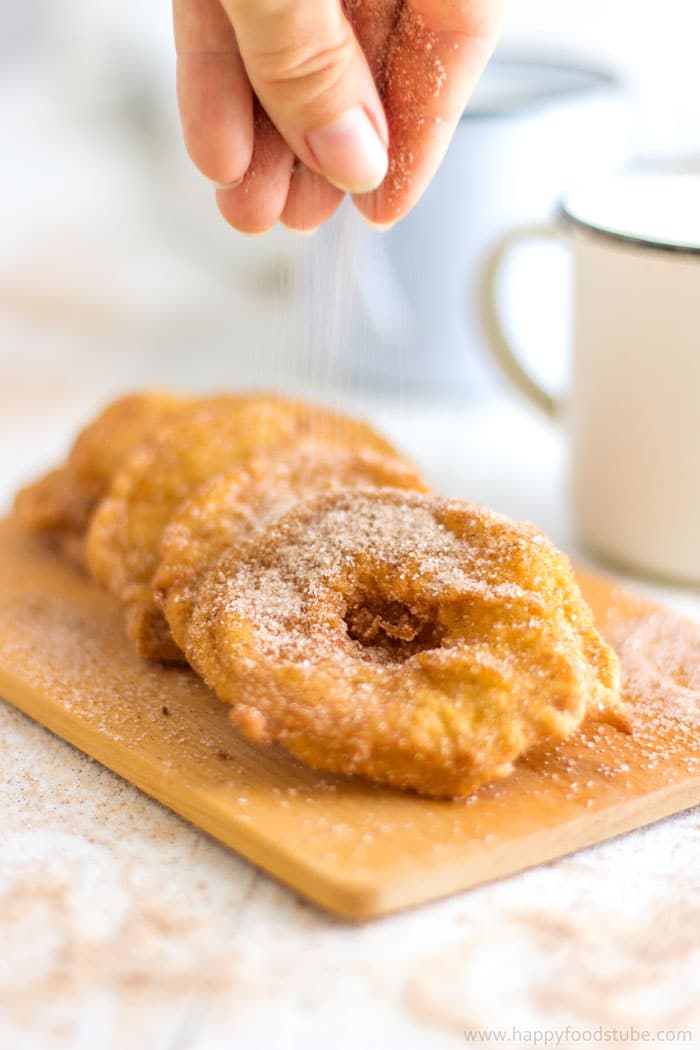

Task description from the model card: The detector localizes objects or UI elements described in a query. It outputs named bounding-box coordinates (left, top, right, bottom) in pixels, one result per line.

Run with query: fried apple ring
left=13, top=392, right=187, bottom=566
left=13, top=468, right=94, bottom=568
left=186, top=489, right=628, bottom=798
left=86, top=396, right=408, bottom=663
left=154, top=440, right=430, bottom=654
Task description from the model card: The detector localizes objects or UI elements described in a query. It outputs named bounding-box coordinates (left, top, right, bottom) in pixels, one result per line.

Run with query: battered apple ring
left=186, top=489, right=628, bottom=798
left=86, top=396, right=409, bottom=663
left=153, top=440, right=430, bottom=654
left=13, top=392, right=188, bottom=566
left=13, top=468, right=94, bottom=569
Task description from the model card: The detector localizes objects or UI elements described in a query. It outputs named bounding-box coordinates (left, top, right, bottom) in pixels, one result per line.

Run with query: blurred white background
left=0, top=0, right=698, bottom=402
left=506, top=0, right=700, bottom=156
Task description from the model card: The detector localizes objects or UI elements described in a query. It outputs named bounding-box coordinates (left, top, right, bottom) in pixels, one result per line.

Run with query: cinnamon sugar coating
left=86, top=397, right=408, bottom=663
left=154, top=440, right=429, bottom=655
left=186, top=490, right=628, bottom=798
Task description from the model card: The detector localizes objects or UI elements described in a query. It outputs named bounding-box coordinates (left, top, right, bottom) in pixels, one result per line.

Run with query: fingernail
left=210, top=176, right=244, bottom=191
left=291, top=225, right=322, bottom=238
left=360, top=216, right=397, bottom=232
left=306, top=108, right=388, bottom=194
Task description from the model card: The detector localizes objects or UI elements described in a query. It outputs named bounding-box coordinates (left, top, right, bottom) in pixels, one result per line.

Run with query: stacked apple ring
left=14, top=390, right=628, bottom=797
left=14, top=392, right=188, bottom=567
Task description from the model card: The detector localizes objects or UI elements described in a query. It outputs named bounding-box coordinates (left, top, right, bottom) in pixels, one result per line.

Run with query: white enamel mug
left=480, top=171, right=700, bottom=583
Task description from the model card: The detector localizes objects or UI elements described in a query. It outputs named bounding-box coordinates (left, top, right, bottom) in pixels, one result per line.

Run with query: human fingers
left=221, top=0, right=389, bottom=194
left=353, top=0, right=503, bottom=226
left=281, top=166, right=344, bottom=231
left=173, top=0, right=254, bottom=186
left=344, top=0, right=400, bottom=82
left=216, top=104, right=295, bottom=234
left=281, top=0, right=401, bottom=233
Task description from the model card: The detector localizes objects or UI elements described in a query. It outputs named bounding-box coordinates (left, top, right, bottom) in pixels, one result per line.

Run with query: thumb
left=221, top=0, right=389, bottom=194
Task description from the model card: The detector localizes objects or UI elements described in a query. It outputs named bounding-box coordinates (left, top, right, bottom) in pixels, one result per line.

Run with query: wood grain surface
left=0, top=517, right=698, bottom=919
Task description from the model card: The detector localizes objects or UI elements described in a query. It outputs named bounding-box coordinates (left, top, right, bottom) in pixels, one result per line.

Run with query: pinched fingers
left=175, top=0, right=503, bottom=233
left=220, top=0, right=389, bottom=195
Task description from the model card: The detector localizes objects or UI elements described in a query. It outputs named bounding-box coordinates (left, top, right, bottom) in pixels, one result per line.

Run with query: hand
left=173, top=0, right=503, bottom=233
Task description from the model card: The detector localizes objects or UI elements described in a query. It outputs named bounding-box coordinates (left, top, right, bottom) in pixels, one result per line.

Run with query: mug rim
left=560, top=205, right=700, bottom=257
left=560, top=170, right=700, bottom=257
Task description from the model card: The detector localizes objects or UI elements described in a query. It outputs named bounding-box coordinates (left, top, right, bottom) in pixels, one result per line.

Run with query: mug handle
left=479, top=222, right=568, bottom=419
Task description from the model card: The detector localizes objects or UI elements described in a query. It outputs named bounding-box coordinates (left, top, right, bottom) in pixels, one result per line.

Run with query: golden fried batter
left=13, top=468, right=93, bottom=568
left=13, top=392, right=187, bottom=565
left=86, top=397, right=408, bottom=663
left=154, top=440, right=430, bottom=654
left=186, top=489, right=628, bottom=798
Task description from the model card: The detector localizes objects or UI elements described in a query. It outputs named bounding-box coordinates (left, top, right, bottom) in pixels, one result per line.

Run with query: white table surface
left=1, top=373, right=699, bottom=1050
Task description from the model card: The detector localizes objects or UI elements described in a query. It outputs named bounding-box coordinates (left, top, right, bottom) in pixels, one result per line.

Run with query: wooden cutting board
left=0, top=517, right=698, bottom=919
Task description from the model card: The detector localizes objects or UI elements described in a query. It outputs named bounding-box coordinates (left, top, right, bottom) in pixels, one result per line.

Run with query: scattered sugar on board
left=602, top=610, right=700, bottom=779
